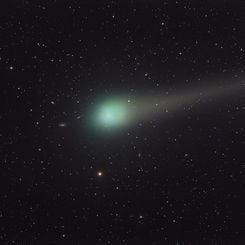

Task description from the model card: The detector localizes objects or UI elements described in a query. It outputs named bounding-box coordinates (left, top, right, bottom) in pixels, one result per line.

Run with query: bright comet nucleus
left=94, top=100, right=129, bottom=129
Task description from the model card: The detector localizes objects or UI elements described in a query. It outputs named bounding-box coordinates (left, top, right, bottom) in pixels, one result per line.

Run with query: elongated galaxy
left=90, top=81, right=244, bottom=130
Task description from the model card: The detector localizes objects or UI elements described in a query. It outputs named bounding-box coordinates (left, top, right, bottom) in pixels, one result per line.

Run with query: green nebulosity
left=93, top=100, right=128, bottom=129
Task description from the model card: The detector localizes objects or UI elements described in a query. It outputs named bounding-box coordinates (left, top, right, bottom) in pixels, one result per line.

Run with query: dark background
left=0, top=0, right=245, bottom=244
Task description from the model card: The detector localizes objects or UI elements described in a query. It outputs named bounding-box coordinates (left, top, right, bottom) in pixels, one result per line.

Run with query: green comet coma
left=93, top=100, right=129, bottom=129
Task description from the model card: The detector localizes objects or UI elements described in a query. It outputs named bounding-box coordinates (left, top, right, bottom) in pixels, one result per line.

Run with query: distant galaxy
left=58, top=122, right=67, bottom=128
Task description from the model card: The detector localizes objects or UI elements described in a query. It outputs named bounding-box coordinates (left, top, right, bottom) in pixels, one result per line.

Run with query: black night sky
left=1, top=1, right=245, bottom=244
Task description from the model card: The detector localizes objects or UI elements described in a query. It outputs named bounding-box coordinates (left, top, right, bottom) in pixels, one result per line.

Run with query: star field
left=1, top=1, right=245, bottom=244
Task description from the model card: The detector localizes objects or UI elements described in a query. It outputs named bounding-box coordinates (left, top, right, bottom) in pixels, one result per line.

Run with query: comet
left=89, top=80, right=244, bottom=131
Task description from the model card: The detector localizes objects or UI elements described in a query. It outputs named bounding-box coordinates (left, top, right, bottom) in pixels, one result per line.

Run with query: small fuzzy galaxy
left=1, top=1, right=245, bottom=244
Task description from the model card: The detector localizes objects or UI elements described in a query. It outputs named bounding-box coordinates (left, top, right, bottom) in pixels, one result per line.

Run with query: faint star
left=97, top=171, right=103, bottom=177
